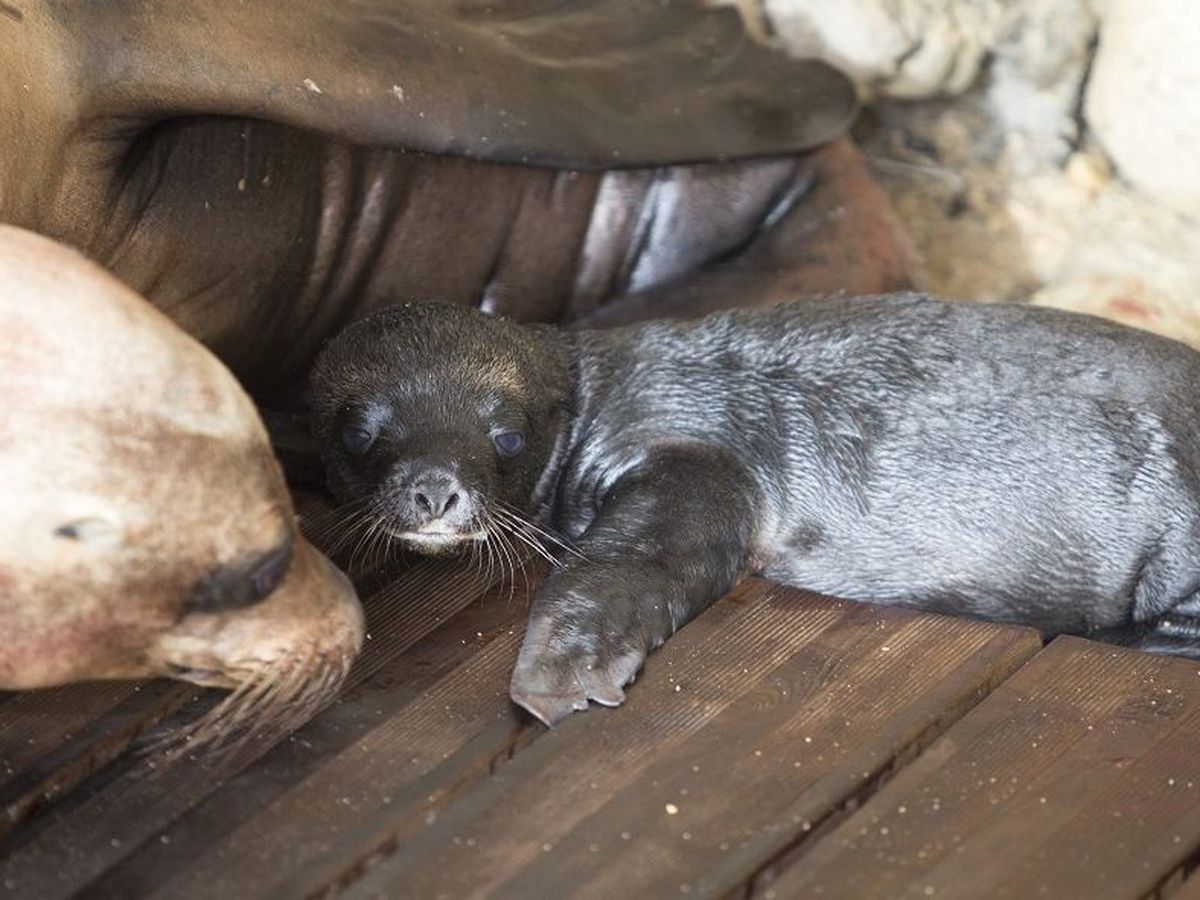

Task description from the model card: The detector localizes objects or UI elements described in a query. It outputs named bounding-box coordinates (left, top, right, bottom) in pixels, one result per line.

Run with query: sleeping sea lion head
left=308, top=303, right=572, bottom=557
left=0, top=226, right=363, bottom=748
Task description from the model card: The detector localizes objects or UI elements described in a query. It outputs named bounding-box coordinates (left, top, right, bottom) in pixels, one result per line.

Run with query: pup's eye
left=340, top=425, right=375, bottom=455
left=493, top=430, right=526, bottom=458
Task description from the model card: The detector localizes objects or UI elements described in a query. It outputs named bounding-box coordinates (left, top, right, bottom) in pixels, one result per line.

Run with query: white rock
left=760, top=0, right=1200, bottom=350
left=1033, top=276, right=1200, bottom=349
left=1086, top=0, right=1200, bottom=218
left=763, top=0, right=1097, bottom=159
left=763, top=0, right=991, bottom=98
left=985, top=0, right=1097, bottom=160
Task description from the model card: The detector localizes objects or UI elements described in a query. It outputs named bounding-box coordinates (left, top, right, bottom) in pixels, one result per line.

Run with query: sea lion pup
left=309, top=295, right=1200, bottom=726
left=0, top=226, right=364, bottom=750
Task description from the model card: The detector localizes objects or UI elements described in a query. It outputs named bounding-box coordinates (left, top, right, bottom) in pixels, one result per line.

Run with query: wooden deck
left=5, top=505, right=1200, bottom=898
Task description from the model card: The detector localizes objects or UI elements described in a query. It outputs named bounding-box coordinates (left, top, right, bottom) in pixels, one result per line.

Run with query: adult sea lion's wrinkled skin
left=0, top=1, right=914, bottom=395
left=0, top=226, right=363, bottom=742
left=310, top=297, right=1200, bottom=725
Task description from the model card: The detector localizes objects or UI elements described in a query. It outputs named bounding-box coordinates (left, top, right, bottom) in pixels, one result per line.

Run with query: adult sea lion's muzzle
left=145, top=539, right=364, bottom=756
left=151, top=538, right=364, bottom=689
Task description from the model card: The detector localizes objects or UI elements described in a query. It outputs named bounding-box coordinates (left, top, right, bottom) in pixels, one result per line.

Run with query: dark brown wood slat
left=761, top=636, right=1200, bottom=900
left=0, top=681, right=198, bottom=843
left=288, top=579, right=825, bottom=898
left=0, top=682, right=140, bottom=778
left=336, top=583, right=1040, bottom=900
left=0, top=556, right=506, bottom=899
left=143, top=609, right=529, bottom=899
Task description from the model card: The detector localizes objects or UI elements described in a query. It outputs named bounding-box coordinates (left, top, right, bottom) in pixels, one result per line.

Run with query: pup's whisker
left=493, top=500, right=587, bottom=561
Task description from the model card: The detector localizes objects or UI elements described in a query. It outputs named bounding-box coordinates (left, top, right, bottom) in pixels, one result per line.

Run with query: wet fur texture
left=311, top=294, right=1200, bottom=725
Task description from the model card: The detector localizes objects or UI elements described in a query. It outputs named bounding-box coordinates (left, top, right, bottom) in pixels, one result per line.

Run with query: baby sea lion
left=0, top=226, right=364, bottom=749
left=309, top=295, right=1200, bottom=726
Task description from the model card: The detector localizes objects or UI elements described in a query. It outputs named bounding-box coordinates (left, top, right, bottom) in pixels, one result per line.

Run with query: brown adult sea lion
left=0, top=226, right=363, bottom=742
left=0, top=1, right=913, bottom=396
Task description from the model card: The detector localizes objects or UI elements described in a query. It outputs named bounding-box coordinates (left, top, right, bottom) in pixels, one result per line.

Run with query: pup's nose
left=410, top=471, right=462, bottom=520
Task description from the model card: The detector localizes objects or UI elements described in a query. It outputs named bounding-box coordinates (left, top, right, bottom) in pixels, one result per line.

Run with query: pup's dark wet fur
left=309, top=294, right=1200, bottom=725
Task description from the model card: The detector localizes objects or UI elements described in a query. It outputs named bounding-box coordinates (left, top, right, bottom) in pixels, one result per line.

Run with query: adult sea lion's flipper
left=60, top=0, right=855, bottom=166
left=566, top=138, right=921, bottom=327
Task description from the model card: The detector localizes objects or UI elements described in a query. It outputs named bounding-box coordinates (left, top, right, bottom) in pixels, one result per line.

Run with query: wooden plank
left=138, top=600, right=530, bottom=899
left=0, top=681, right=197, bottom=843
left=0, top=682, right=141, bottom=779
left=0, top=555, right=508, bottom=899
left=762, top=636, right=1200, bottom=900
left=333, top=582, right=1039, bottom=900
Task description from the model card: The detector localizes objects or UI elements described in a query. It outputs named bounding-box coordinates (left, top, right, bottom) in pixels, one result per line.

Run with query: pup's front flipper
left=509, top=447, right=758, bottom=725
left=510, top=599, right=649, bottom=726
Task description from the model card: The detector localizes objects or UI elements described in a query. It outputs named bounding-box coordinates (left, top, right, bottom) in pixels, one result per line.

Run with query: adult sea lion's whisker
left=146, top=653, right=352, bottom=765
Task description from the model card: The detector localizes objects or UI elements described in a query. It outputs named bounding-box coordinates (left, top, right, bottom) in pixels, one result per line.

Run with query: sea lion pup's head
left=308, top=303, right=573, bottom=557
left=0, top=226, right=364, bottom=749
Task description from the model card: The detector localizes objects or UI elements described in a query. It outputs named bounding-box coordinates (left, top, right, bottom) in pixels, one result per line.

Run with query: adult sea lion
left=310, top=296, right=1200, bottom=725
left=0, top=226, right=364, bottom=745
left=0, top=0, right=913, bottom=396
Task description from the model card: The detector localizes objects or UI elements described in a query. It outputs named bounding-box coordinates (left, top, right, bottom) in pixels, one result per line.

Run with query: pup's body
left=310, top=294, right=1200, bottom=724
